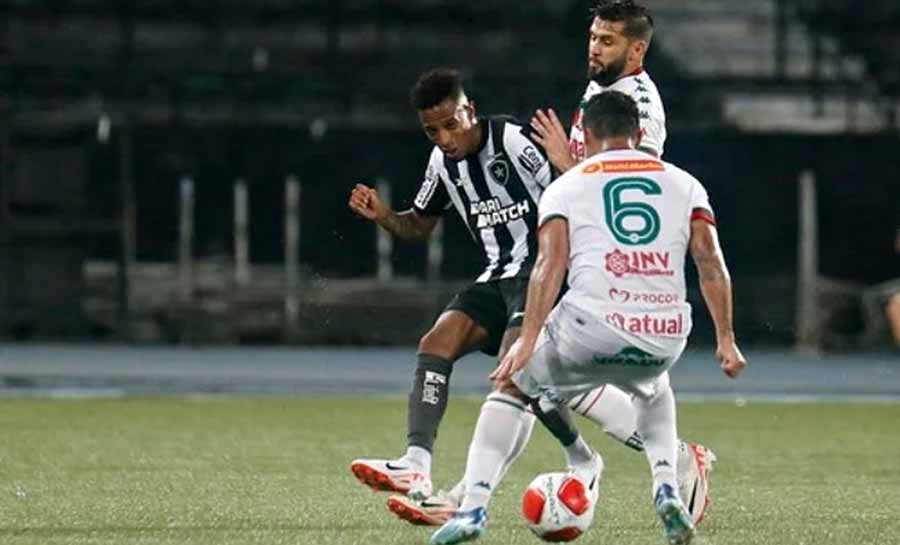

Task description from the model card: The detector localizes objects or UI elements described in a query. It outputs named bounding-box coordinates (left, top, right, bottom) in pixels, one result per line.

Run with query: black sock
left=529, top=397, right=579, bottom=446
left=407, top=353, right=454, bottom=452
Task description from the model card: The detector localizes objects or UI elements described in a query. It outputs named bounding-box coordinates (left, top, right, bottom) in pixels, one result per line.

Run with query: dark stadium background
left=0, top=0, right=898, bottom=348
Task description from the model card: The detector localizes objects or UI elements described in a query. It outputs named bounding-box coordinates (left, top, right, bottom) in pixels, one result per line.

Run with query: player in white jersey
left=431, top=91, right=746, bottom=545
left=526, top=0, right=717, bottom=526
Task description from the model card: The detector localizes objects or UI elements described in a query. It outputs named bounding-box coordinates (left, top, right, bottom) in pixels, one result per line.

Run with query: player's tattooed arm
left=379, top=209, right=439, bottom=240
left=689, top=213, right=747, bottom=378
left=348, top=183, right=439, bottom=240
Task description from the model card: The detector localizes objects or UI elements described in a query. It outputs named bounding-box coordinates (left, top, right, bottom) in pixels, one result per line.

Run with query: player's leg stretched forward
left=387, top=323, right=538, bottom=526
left=350, top=309, right=489, bottom=499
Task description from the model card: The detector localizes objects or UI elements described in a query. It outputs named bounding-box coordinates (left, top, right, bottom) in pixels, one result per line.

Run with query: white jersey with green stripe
left=537, top=149, right=711, bottom=351
left=569, top=69, right=667, bottom=160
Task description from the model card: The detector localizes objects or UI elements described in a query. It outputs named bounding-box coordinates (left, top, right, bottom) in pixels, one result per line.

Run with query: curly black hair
left=590, top=0, right=654, bottom=42
left=409, top=67, right=465, bottom=111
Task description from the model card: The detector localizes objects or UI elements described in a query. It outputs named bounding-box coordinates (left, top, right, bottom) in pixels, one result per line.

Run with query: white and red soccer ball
left=521, top=472, right=596, bottom=542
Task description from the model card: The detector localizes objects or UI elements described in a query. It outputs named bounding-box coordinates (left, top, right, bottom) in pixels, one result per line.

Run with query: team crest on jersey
left=487, top=158, right=509, bottom=185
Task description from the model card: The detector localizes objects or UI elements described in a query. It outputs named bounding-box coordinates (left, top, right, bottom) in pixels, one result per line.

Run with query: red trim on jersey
left=691, top=209, right=717, bottom=226
left=624, top=66, right=645, bottom=77
left=580, top=386, right=607, bottom=416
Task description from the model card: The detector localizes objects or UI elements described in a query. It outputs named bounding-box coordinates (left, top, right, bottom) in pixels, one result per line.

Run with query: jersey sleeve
left=688, top=176, right=716, bottom=225
left=538, top=182, right=570, bottom=227
left=506, top=124, right=554, bottom=188
left=413, top=151, right=450, bottom=216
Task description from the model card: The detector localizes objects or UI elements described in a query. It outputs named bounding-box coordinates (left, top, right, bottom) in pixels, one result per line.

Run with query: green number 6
left=603, top=177, right=661, bottom=245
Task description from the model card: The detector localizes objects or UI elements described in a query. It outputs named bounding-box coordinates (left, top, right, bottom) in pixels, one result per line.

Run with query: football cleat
left=676, top=443, right=717, bottom=526
left=654, top=483, right=695, bottom=545
left=386, top=491, right=459, bottom=526
left=430, top=507, right=488, bottom=545
left=568, top=451, right=604, bottom=505
left=349, top=458, right=432, bottom=498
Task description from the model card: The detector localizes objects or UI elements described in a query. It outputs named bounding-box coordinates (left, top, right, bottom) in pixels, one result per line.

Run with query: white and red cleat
left=677, top=443, right=717, bottom=526
left=349, top=458, right=432, bottom=498
left=386, top=492, right=459, bottom=526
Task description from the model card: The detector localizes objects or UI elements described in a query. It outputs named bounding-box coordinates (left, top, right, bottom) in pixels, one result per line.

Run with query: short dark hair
left=590, top=0, right=654, bottom=42
left=582, top=90, right=640, bottom=140
left=410, top=67, right=465, bottom=111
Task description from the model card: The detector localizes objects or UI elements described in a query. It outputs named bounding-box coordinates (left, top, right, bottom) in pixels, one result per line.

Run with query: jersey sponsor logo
left=582, top=160, right=664, bottom=174
left=605, top=249, right=674, bottom=278
left=422, top=370, right=447, bottom=405
left=592, top=347, right=666, bottom=367
left=604, top=311, right=685, bottom=336
left=414, top=165, right=440, bottom=209
left=487, top=158, right=510, bottom=185
left=470, top=198, right=531, bottom=229
left=608, top=288, right=679, bottom=305
left=517, top=145, right=545, bottom=177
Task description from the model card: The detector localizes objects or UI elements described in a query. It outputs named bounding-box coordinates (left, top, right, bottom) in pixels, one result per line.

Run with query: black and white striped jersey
left=413, top=116, right=553, bottom=282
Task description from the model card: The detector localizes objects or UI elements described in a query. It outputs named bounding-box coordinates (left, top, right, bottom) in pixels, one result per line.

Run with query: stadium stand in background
left=0, top=0, right=897, bottom=348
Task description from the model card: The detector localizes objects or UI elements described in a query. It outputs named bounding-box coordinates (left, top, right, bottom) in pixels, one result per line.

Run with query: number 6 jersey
left=537, top=149, right=714, bottom=344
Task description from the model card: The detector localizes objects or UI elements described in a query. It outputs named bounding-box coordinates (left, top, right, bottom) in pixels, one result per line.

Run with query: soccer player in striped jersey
left=349, top=67, right=551, bottom=517
left=529, top=0, right=716, bottom=526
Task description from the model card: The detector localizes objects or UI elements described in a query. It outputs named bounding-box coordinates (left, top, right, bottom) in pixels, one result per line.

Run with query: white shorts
left=512, top=301, right=687, bottom=404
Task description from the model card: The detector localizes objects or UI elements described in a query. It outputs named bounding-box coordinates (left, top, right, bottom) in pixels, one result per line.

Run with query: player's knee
left=485, top=390, right=529, bottom=414
left=417, top=328, right=459, bottom=362
left=493, top=381, right=528, bottom=402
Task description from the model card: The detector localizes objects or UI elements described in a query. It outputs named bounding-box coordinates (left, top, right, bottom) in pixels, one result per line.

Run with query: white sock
left=633, top=381, right=679, bottom=499
left=564, top=435, right=594, bottom=468
left=570, top=385, right=644, bottom=450
left=446, top=407, right=535, bottom=504
left=459, top=392, right=529, bottom=511
left=403, top=445, right=432, bottom=475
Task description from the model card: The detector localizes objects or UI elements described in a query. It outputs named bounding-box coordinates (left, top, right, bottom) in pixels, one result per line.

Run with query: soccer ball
left=521, top=472, right=596, bottom=542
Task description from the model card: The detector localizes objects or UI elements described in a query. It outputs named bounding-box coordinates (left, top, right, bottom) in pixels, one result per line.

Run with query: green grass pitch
left=0, top=396, right=898, bottom=544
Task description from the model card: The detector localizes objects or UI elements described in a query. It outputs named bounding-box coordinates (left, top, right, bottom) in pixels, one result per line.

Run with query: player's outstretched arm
left=531, top=109, right=577, bottom=173
left=689, top=216, right=747, bottom=379
left=491, top=218, right=569, bottom=384
left=348, top=183, right=439, bottom=241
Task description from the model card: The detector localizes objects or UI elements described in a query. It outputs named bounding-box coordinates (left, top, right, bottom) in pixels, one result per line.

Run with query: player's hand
left=348, top=183, right=389, bottom=221
left=716, top=340, right=747, bottom=379
left=531, top=108, right=576, bottom=173
left=490, top=337, right=535, bottom=385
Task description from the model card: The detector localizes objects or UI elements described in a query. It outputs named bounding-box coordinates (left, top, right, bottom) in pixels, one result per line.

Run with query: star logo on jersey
left=487, top=158, right=509, bottom=185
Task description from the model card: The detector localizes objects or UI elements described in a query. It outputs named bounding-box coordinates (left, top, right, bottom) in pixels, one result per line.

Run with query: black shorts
left=445, top=277, right=528, bottom=357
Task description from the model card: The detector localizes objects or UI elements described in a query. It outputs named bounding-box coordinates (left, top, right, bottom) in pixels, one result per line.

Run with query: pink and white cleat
left=676, top=442, right=717, bottom=526
left=386, top=492, right=459, bottom=526
left=350, top=458, right=432, bottom=498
